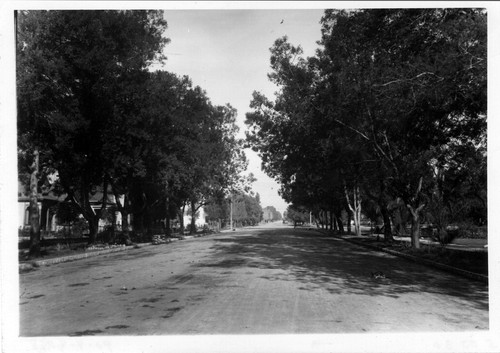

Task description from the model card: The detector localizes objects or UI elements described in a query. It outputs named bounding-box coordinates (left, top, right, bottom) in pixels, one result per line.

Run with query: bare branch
left=332, top=118, right=370, bottom=141
left=374, top=71, right=444, bottom=87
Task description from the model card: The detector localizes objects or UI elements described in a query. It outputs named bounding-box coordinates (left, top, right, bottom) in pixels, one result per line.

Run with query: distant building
left=262, top=207, right=273, bottom=221
left=18, top=177, right=124, bottom=232
left=262, top=206, right=282, bottom=222
left=182, top=207, right=206, bottom=229
left=18, top=180, right=66, bottom=231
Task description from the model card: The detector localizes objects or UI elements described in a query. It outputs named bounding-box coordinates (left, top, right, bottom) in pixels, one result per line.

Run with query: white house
left=18, top=178, right=124, bottom=232
left=182, top=206, right=207, bottom=230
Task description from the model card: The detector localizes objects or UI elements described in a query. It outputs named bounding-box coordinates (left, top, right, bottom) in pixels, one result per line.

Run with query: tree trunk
left=133, top=212, right=144, bottom=234
left=114, top=191, right=132, bottom=245
left=88, top=216, right=99, bottom=244
left=68, top=182, right=100, bottom=244
left=164, top=196, right=171, bottom=237
left=121, top=208, right=130, bottom=239
left=381, top=203, right=394, bottom=242
left=165, top=216, right=171, bottom=237
left=144, top=206, right=153, bottom=241
left=347, top=212, right=352, bottom=234
left=84, top=194, right=99, bottom=244
left=28, top=149, right=41, bottom=258
left=408, top=203, right=425, bottom=249
left=345, top=184, right=362, bottom=237
left=410, top=217, right=421, bottom=249
left=407, top=177, right=426, bottom=249
left=179, top=203, right=186, bottom=234
left=190, top=200, right=197, bottom=235
left=83, top=201, right=100, bottom=244
left=336, top=212, right=344, bottom=234
left=95, top=176, right=109, bottom=242
left=40, top=203, right=49, bottom=232
left=355, top=205, right=361, bottom=237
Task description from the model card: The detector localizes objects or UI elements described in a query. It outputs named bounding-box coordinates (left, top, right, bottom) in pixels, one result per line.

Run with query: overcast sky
left=155, top=9, right=325, bottom=215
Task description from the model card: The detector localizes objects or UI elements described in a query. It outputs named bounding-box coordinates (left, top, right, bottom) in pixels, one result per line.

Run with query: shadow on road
left=200, top=228, right=488, bottom=312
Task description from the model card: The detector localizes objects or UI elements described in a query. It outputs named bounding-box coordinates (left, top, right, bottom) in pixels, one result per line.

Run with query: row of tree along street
left=17, top=10, right=255, bottom=257
left=205, top=193, right=266, bottom=228
left=246, top=9, right=486, bottom=248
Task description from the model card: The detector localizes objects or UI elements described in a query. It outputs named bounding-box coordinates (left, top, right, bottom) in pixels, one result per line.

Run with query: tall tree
left=246, top=9, right=486, bottom=248
left=184, top=104, right=247, bottom=234
left=17, top=10, right=169, bottom=245
left=318, top=9, right=486, bottom=246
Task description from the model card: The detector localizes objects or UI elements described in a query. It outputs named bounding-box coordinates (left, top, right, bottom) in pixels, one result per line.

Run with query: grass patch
left=354, top=237, right=488, bottom=276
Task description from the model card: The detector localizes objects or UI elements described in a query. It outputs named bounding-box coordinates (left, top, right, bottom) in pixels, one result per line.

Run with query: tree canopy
left=205, top=192, right=263, bottom=227
left=245, top=8, right=486, bottom=247
left=17, top=10, right=170, bottom=251
left=17, top=10, right=249, bottom=251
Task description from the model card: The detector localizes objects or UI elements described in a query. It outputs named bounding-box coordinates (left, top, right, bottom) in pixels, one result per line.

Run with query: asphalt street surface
left=19, top=223, right=489, bottom=336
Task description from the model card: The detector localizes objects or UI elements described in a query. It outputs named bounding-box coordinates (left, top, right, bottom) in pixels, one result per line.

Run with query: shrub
left=455, top=223, right=487, bottom=239
left=18, top=238, right=31, bottom=249
left=71, top=218, right=89, bottom=237
left=129, top=231, right=150, bottom=243
left=18, top=227, right=31, bottom=238
left=97, top=225, right=114, bottom=244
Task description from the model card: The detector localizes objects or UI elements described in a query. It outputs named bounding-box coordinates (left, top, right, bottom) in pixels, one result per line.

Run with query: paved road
left=19, top=223, right=489, bottom=336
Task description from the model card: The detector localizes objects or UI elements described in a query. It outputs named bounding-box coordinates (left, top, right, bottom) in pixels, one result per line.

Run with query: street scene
left=20, top=223, right=488, bottom=336
left=1, top=5, right=496, bottom=353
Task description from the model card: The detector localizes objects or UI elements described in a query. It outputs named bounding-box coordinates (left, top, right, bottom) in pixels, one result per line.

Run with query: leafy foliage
left=285, top=206, right=309, bottom=225
left=262, top=206, right=282, bottom=221
left=245, top=9, right=486, bottom=247
left=17, top=10, right=248, bottom=246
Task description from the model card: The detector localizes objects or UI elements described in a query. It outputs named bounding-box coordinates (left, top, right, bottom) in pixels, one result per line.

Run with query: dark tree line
left=285, top=205, right=309, bottom=227
left=17, top=10, right=248, bottom=257
left=245, top=9, right=486, bottom=248
left=204, top=192, right=263, bottom=228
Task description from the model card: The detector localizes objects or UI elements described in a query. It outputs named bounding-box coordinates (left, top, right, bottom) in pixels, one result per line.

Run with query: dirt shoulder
left=336, top=235, right=488, bottom=279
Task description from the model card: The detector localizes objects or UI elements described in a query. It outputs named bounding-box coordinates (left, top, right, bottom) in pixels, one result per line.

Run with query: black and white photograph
left=0, top=1, right=499, bottom=352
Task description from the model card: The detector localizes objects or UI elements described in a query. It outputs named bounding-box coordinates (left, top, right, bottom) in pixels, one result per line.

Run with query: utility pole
left=230, top=194, right=233, bottom=230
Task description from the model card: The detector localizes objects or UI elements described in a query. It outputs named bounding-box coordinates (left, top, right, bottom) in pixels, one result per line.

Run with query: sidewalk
left=300, top=224, right=486, bottom=251
left=18, top=232, right=215, bottom=271
left=357, top=232, right=488, bottom=252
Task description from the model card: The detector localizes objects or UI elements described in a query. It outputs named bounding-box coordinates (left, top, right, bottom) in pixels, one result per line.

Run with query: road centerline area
left=19, top=224, right=488, bottom=336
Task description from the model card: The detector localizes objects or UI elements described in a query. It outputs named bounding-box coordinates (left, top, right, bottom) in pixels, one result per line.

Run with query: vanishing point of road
left=19, top=223, right=488, bottom=336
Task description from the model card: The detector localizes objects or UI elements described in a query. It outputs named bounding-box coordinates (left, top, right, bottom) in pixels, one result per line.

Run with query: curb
left=19, top=243, right=151, bottom=271
left=309, top=229, right=487, bottom=284
left=340, top=237, right=488, bottom=284
left=18, top=231, right=220, bottom=271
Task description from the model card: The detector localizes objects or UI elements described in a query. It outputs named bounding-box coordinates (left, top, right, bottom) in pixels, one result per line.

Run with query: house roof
left=18, top=179, right=116, bottom=205
left=18, top=180, right=67, bottom=203
left=89, top=189, right=116, bottom=205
